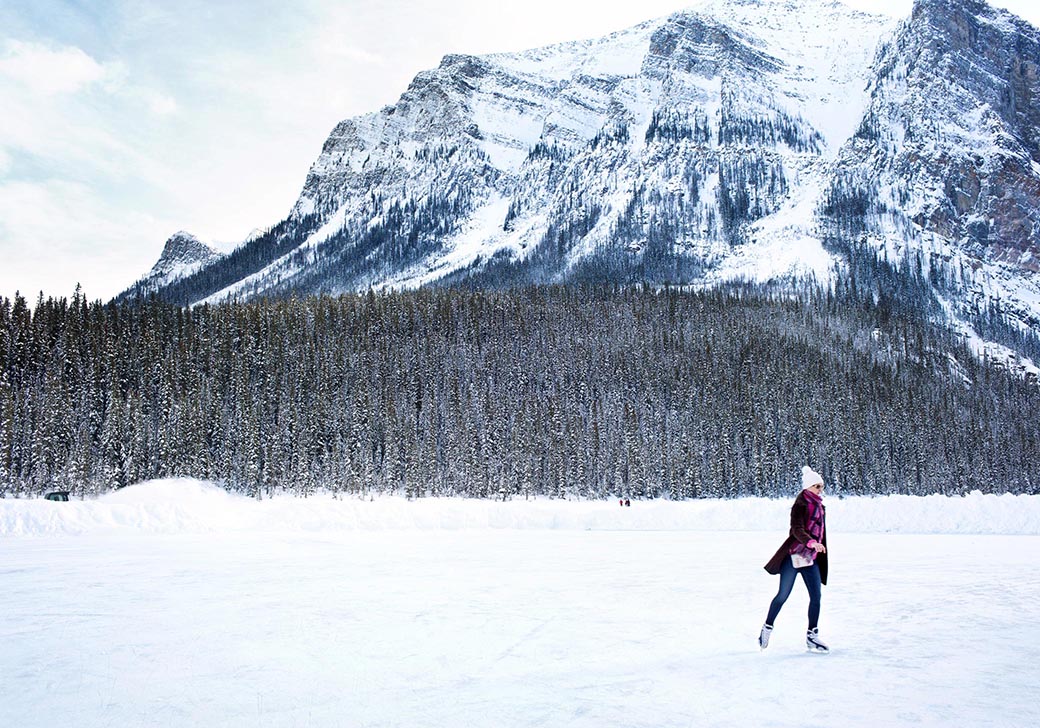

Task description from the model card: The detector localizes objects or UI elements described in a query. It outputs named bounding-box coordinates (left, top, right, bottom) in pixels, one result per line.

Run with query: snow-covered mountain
left=825, top=0, right=1040, bottom=325
left=126, top=231, right=224, bottom=297
left=125, top=0, right=1040, bottom=334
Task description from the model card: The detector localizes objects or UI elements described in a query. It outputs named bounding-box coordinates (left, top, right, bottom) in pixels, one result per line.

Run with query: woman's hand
left=808, top=540, right=827, bottom=554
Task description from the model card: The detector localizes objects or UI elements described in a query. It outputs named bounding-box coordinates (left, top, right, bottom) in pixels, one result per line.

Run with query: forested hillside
left=2, top=283, right=1038, bottom=499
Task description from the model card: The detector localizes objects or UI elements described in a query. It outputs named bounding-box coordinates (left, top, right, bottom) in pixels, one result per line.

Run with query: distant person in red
left=758, top=466, right=829, bottom=653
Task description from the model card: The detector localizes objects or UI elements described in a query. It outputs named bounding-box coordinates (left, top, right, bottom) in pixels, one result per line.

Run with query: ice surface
left=2, top=480, right=1039, bottom=727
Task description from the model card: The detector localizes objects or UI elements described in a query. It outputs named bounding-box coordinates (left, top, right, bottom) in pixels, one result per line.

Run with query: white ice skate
left=758, top=623, right=773, bottom=650
left=806, top=628, right=829, bottom=653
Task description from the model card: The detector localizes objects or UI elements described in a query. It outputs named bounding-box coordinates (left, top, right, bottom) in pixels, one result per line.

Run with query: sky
left=2, top=0, right=1039, bottom=302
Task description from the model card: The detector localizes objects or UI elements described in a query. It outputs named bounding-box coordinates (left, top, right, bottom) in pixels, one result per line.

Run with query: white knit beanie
left=801, top=465, right=823, bottom=489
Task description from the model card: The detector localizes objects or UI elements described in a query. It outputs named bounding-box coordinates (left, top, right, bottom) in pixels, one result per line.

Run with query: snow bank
left=2, top=479, right=1038, bottom=537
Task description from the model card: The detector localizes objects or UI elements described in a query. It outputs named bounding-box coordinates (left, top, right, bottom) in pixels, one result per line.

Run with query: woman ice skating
left=759, top=465, right=829, bottom=653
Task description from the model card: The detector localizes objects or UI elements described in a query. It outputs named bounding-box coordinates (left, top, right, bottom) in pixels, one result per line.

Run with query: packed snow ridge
left=2, top=479, right=1038, bottom=537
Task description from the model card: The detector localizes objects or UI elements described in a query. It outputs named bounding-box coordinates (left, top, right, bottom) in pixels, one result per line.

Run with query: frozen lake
left=3, top=525, right=1039, bottom=727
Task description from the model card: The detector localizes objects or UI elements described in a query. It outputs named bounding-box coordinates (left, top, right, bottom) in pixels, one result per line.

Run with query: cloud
left=0, top=37, right=181, bottom=191
left=0, top=73, right=136, bottom=182
left=0, top=39, right=111, bottom=95
left=142, top=88, right=178, bottom=115
left=0, top=41, right=177, bottom=117
left=330, top=46, right=385, bottom=65
left=0, top=178, right=174, bottom=299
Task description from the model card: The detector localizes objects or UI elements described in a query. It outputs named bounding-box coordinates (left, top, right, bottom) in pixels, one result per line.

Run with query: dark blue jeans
left=766, top=555, right=821, bottom=630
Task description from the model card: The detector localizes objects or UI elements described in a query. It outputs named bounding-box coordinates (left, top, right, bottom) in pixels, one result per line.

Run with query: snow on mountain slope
left=127, top=0, right=1040, bottom=352
left=127, top=0, right=894, bottom=305
left=680, top=0, right=892, bottom=151
left=827, top=0, right=1040, bottom=325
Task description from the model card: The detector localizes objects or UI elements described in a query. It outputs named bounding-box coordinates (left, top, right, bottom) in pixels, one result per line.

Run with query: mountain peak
left=152, top=232, right=221, bottom=272
left=124, top=231, right=226, bottom=298
left=124, top=0, right=1040, bottom=350
left=910, top=0, right=1039, bottom=34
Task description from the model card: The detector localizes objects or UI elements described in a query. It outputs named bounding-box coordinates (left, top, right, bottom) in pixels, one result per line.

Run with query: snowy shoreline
left=2, top=478, right=1039, bottom=536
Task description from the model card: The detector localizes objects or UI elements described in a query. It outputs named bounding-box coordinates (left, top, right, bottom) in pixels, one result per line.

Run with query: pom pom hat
left=801, top=465, right=824, bottom=489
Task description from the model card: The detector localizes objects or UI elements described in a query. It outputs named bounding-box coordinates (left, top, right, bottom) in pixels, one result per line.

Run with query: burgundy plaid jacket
left=764, top=489, right=829, bottom=585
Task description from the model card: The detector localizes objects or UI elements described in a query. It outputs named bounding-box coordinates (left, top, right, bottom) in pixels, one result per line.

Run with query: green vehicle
left=44, top=491, right=70, bottom=502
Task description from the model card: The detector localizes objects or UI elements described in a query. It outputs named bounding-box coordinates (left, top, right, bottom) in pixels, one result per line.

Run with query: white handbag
left=791, top=552, right=814, bottom=569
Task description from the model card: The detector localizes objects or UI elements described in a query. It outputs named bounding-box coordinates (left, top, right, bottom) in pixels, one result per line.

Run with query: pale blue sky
left=2, top=0, right=1037, bottom=301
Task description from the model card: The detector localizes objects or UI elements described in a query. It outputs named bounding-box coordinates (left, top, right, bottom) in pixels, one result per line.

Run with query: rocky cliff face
left=825, top=0, right=1040, bottom=323
left=127, top=0, right=1040, bottom=339
left=124, top=231, right=223, bottom=297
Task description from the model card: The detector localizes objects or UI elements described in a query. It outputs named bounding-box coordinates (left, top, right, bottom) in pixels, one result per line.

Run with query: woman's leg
left=765, top=556, right=796, bottom=626
left=800, top=562, right=822, bottom=630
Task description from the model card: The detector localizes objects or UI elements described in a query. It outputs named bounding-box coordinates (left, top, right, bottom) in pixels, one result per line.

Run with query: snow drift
left=2, top=478, right=1038, bottom=536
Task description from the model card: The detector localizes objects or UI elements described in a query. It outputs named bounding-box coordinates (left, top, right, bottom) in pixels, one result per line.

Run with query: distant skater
left=758, top=466, right=829, bottom=653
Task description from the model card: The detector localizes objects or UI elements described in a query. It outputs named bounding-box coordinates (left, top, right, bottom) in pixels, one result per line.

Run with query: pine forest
left=2, top=280, right=1039, bottom=500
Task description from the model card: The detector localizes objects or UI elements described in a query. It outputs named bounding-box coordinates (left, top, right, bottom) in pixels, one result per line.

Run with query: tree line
left=1, top=283, right=1038, bottom=499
